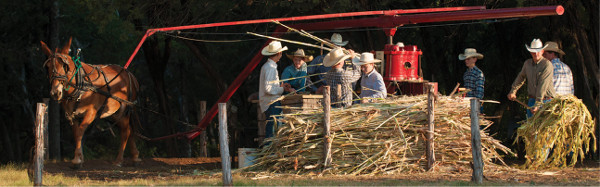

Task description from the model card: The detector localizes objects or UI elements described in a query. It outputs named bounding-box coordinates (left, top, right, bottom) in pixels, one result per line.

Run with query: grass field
left=2, top=159, right=598, bottom=186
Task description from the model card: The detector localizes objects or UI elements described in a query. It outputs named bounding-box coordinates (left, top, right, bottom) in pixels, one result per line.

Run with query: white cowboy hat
left=286, top=49, right=314, bottom=62
left=352, top=52, right=381, bottom=66
left=525, top=38, right=548, bottom=53
left=328, top=33, right=348, bottom=46
left=458, top=48, right=484, bottom=60
left=261, top=41, right=288, bottom=56
left=323, top=47, right=351, bottom=67
left=544, top=41, right=565, bottom=55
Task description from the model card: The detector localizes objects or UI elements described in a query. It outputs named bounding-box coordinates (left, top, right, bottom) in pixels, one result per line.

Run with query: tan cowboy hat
left=286, top=49, right=314, bottom=62
left=525, top=38, right=548, bottom=53
left=327, top=33, right=348, bottom=46
left=458, top=48, right=484, bottom=60
left=352, top=52, right=381, bottom=66
left=261, top=41, right=288, bottom=56
left=544, top=41, right=565, bottom=55
left=323, top=47, right=351, bottom=67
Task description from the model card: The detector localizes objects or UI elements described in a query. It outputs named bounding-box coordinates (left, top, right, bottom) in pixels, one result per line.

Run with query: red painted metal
left=123, top=6, right=485, bottom=69
left=125, top=5, right=564, bottom=141
left=384, top=44, right=422, bottom=82
left=289, top=6, right=563, bottom=31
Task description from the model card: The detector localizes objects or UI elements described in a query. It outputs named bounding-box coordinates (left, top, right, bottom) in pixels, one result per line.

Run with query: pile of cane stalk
left=515, top=95, right=597, bottom=169
left=244, top=95, right=514, bottom=175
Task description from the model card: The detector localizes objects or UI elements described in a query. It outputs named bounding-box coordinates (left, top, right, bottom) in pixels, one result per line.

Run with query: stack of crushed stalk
left=244, top=95, right=514, bottom=175
left=515, top=95, right=597, bottom=169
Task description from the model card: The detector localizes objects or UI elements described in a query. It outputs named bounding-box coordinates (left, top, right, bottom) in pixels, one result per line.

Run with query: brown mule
left=40, top=37, right=141, bottom=168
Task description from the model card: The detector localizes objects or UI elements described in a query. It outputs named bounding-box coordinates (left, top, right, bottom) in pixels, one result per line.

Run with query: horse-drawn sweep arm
left=122, top=5, right=563, bottom=141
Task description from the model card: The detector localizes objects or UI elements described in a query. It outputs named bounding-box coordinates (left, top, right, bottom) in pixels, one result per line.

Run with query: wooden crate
left=281, top=94, right=323, bottom=114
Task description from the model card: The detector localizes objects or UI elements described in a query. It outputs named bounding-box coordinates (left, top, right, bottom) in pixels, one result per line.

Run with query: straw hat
left=286, top=49, right=314, bottom=62
left=525, top=38, right=548, bottom=53
left=544, top=41, right=565, bottom=55
left=458, top=48, right=484, bottom=60
left=261, top=41, right=288, bottom=56
left=323, top=47, right=351, bottom=67
left=328, top=33, right=348, bottom=46
left=352, top=52, right=381, bottom=66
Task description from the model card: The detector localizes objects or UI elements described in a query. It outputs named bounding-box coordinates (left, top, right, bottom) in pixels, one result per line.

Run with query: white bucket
left=238, top=148, right=258, bottom=168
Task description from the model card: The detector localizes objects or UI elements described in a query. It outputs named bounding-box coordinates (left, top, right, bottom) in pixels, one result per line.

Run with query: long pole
left=470, top=98, right=484, bottom=184
left=218, top=103, right=232, bottom=186
left=322, top=86, right=332, bottom=168
left=34, top=102, right=48, bottom=186
left=425, top=83, right=435, bottom=171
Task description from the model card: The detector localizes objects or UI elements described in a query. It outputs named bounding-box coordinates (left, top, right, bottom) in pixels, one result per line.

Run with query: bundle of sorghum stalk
left=245, top=95, right=513, bottom=175
left=516, top=95, right=597, bottom=169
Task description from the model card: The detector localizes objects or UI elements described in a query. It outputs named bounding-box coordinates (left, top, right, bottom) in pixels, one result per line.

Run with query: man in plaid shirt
left=543, top=41, right=574, bottom=95
left=323, top=47, right=361, bottom=107
left=459, top=48, right=485, bottom=99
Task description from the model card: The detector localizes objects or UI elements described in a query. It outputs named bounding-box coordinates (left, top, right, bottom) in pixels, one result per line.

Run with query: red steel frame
left=122, top=6, right=563, bottom=141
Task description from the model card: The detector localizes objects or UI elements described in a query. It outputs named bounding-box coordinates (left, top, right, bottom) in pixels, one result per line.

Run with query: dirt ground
left=44, top=157, right=600, bottom=185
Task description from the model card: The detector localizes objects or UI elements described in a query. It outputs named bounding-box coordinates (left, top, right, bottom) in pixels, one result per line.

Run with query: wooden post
left=198, top=101, right=208, bottom=157
left=218, top=103, right=232, bottom=186
left=48, top=99, right=60, bottom=160
left=34, top=102, right=48, bottom=186
left=425, top=83, right=435, bottom=171
left=470, top=98, right=484, bottom=184
left=42, top=99, right=49, bottom=160
left=322, top=86, right=332, bottom=168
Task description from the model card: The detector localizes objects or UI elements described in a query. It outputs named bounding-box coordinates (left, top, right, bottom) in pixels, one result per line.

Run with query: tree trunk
left=142, top=36, right=179, bottom=157
left=179, top=40, right=227, bottom=95
left=48, top=0, right=61, bottom=160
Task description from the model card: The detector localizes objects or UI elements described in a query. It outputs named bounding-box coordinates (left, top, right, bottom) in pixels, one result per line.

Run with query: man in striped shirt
left=543, top=41, right=574, bottom=96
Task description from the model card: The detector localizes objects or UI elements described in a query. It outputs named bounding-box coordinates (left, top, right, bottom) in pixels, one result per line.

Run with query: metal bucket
left=238, top=148, right=258, bottom=168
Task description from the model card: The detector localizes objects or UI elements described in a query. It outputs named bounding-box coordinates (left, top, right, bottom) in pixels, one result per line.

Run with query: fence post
left=322, top=86, right=332, bottom=168
left=34, top=102, right=48, bottom=186
left=470, top=98, right=484, bottom=184
left=198, top=100, right=208, bottom=157
left=218, top=103, right=232, bottom=186
left=425, top=83, right=435, bottom=171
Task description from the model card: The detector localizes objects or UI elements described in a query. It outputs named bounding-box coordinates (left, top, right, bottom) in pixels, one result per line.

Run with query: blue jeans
left=264, top=101, right=282, bottom=140
left=526, top=98, right=551, bottom=118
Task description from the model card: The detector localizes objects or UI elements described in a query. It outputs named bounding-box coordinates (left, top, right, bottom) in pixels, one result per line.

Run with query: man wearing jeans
left=507, top=39, right=556, bottom=118
left=259, top=41, right=294, bottom=140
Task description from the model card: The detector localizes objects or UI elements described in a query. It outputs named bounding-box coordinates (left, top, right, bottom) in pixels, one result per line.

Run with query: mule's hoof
left=114, top=162, right=122, bottom=167
left=70, top=163, right=83, bottom=170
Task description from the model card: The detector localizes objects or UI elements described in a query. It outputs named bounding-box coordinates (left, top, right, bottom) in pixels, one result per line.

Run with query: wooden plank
left=470, top=98, right=484, bottom=183
left=322, top=86, right=332, bottom=168
left=34, top=102, right=48, bottom=186
left=425, top=83, right=435, bottom=171
left=218, top=103, right=232, bottom=186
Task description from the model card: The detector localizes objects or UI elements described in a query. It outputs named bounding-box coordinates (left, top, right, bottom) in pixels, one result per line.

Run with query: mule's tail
left=125, top=70, right=143, bottom=133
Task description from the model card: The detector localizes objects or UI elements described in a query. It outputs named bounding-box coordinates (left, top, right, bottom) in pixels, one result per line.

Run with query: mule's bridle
left=43, top=53, right=72, bottom=86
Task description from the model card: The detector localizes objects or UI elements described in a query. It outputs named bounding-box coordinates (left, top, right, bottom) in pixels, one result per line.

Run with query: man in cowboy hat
left=353, top=52, right=386, bottom=103
left=323, top=47, right=361, bottom=107
left=259, top=41, right=294, bottom=139
left=508, top=39, right=556, bottom=117
left=282, top=48, right=314, bottom=92
left=543, top=41, right=574, bottom=96
left=308, top=33, right=350, bottom=93
left=459, top=48, right=485, bottom=99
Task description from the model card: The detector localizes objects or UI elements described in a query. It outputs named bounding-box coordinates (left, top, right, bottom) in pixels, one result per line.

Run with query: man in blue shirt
left=281, top=49, right=313, bottom=93
left=458, top=48, right=485, bottom=99
left=353, top=52, right=386, bottom=103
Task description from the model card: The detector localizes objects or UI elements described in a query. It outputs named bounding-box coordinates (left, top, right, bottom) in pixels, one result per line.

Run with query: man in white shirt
left=259, top=41, right=294, bottom=139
